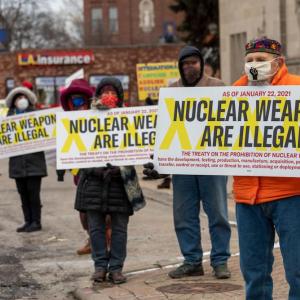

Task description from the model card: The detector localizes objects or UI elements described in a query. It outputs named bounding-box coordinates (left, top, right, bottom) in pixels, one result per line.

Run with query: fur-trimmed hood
left=6, top=87, right=37, bottom=108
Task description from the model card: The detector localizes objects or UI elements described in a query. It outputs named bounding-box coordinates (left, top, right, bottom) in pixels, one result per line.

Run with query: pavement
left=0, top=161, right=290, bottom=299
left=72, top=248, right=287, bottom=300
left=72, top=171, right=289, bottom=300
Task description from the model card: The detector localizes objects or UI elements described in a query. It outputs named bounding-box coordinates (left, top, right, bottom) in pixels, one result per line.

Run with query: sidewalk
left=71, top=171, right=289, bottom=299
left=0, top=160, right=289, bottom=299
left=72, top=248, right=288, bottom=300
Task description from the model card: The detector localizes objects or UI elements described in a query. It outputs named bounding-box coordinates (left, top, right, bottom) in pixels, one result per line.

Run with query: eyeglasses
left=70, top=95, right=87, bottom=107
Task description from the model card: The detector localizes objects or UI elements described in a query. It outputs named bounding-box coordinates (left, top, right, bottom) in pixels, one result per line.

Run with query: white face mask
left=244, top=59, right=278, bottom=81
left=15, top=97, right=29, bottom=111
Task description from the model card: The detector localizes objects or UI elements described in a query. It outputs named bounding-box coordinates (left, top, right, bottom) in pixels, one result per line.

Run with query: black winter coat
left=7, top=108, right=48, bottom=179
left=75, top=167, right=133, bottom=215
left=9, top=152, right=47, bottom=179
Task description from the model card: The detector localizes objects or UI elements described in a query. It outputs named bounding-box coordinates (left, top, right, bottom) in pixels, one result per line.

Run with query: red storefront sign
left=17, top=50, right=94, bottom=66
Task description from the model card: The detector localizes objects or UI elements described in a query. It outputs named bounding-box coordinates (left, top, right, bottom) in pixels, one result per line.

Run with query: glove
left=105, top=163, right=121, bottom=176
left=96, top=104, right=110, bottom=110
left=56, top=169, right=65, bottom=182
left=143, top=162, right=168, bottom=179
left=90, top=98, right=111, bottom=110
left=91, top=167, right=106, bottom=178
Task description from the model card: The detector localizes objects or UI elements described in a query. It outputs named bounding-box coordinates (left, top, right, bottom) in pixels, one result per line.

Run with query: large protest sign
left=56, top=106, right=157, bottom=169
left=0, top=107, right=60, bottom=159
left=136, top=62, right=179, bottom=101
left=154, top=86, right=300, bottom=177
left=0, top=107, right=8, bottom=117
left=0, top=100, right=8, bottom=117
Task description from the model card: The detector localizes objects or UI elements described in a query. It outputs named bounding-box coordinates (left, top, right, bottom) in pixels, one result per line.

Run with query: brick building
left=0, top=0, right=184, bottom=107
left=0, top=44, right=181, bottom=106
left=84, top=0, right=183, bottom=46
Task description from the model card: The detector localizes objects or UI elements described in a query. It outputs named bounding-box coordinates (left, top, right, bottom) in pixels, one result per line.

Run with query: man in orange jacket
left=234, top=37, right=300, bottom=299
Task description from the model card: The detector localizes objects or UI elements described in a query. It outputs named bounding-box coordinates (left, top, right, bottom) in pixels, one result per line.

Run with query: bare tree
left=57, top=0, right=84, bottom=46
left=0, top=0, right=82, bottom=50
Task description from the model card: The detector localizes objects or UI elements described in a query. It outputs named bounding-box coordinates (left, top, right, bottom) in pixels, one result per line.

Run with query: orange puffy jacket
left=233, top=64, right=300, bottom=204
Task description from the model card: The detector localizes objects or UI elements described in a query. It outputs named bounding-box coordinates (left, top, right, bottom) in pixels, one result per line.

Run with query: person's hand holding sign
left=106, top=163, right=121, bottom=176
left=143, top=162, right=169, bottom=179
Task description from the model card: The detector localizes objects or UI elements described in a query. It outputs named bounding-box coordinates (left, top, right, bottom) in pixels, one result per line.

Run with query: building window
left=109, top=7, right=119, bottom=33
left=161, top=21, right=177, bottom=43
left=0, top=27, right=8, bottom=50
left=91, top=8, right=103, bottom=37
left=35, top=76, right=67, bottom=108
left=6, top=78, right=14, bottom=94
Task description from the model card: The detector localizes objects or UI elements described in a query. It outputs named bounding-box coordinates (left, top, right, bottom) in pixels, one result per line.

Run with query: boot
left=91, top=269, right=107, bottom=282
left=108, top=271, right=127, bottom=284
left=29, top=203, right=42, bottom=232
left=77, top=239, right=91, bottom=255
left=16, top=222, right=31, bottom=232
left=16, top=205, right=31, bottom=233
left=157, top=177, right=171, bottom=189
left=25, top=221, right=42, bottom=232
left=213, top=263, right=231, bottom=279
left=168, top=263, right=204, bottom=279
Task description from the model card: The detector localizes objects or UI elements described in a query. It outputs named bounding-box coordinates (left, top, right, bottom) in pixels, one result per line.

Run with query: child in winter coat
left=5, top=87, right=47, bottom=232
left=75, top=77, right=145, bottom=284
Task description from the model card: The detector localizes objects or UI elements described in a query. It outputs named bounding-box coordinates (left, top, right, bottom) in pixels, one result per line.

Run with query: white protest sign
left=154, top=86, right=300, bottom=177
left=0, top=107, right=61, bottom=159
left=56, top=106, right=157, bottom=169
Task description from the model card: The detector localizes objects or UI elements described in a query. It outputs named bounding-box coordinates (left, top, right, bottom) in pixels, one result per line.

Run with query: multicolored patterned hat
left=245, top=37, right=282, bottom=55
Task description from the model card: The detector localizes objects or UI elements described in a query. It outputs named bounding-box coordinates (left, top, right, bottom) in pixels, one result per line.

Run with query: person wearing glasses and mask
left=234, top=37, right=300, bottom=299
left=5, top=87, right=48, bottom=232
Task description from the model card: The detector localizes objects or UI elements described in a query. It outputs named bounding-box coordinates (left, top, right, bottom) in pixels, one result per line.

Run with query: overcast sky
left=48, top=1, right=63, bottom=12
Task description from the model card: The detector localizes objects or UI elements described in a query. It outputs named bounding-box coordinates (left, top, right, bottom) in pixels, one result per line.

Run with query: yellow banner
left=136, top=62, right=179, bottom=101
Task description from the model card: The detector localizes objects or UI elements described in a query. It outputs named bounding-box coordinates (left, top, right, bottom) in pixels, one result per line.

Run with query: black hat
left=178, top=45, right=204, bottom=87
left=95, top=77, right=124, bottom=107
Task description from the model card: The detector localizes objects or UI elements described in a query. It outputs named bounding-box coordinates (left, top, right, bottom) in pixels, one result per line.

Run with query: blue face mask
left=70, top=95, right=87, bottom=108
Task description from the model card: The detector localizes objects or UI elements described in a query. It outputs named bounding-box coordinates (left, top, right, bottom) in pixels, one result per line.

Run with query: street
left=0, top=159, right=288, bottom=299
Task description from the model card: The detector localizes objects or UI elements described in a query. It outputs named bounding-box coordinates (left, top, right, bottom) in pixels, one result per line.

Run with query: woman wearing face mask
left=75, top=77, right=145, bottom=284
left=5, top=87, right=47, bottom=233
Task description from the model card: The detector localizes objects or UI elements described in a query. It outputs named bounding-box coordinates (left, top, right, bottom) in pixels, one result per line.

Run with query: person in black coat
left=75, top=77, right=145, bottom=284
left=5, top=87, right=47, bottom=232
